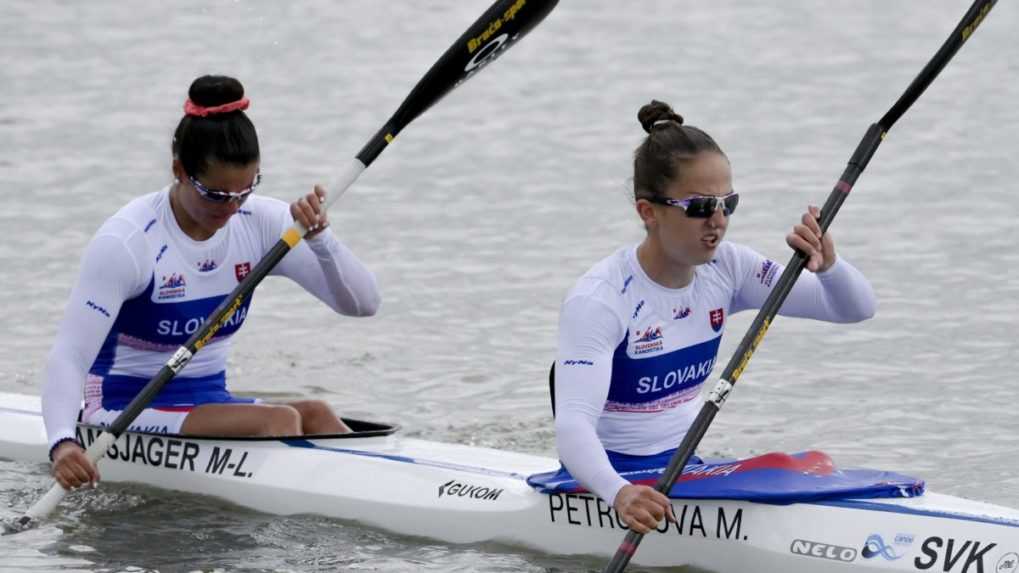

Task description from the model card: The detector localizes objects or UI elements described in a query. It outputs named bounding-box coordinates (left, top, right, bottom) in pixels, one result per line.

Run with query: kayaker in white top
left=43, top=75, right=380, bottom=490
left=553, top=100, right=876, bottom=534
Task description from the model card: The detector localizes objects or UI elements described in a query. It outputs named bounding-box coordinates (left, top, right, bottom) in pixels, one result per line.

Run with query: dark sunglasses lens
left=204, top=190, right=233, bottom=203
left=202, top=186, right=252, bottom=204
left=686, top=194, right=739, bottom=217
left=723, top=194, right=739, bottom=215
left=684, top=197, right=715, bottom=218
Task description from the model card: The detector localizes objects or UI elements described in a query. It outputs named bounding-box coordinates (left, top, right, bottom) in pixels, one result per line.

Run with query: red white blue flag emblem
left=709, top=308, right=725, bottom=332
left=235, top=262, right=252, bottom=282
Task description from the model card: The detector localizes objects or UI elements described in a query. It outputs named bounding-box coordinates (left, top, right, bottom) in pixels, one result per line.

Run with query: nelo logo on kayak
left=437, top=480, right=502, bottom=501
left=789, top=539, right=857, bottom=562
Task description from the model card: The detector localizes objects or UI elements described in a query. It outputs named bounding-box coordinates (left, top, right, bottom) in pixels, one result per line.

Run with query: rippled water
left=2, top=0, right=1017, bottom=571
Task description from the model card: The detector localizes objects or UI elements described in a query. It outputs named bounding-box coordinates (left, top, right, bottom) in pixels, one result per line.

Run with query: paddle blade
left=2, top=515, right=36, bottom=535
left=3, top=482, right=67, bottom=535
left=357, top=0, right=559, bottom=165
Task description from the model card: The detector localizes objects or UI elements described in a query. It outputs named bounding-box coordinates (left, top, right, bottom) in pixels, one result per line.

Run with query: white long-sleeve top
left=42, top=186, right=380, bottom=450
left=554, top=241, right=876, bottom=505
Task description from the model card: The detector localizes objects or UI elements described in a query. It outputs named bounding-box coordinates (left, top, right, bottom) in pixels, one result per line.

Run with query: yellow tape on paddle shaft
left=282, top=227, right=301, bottom=248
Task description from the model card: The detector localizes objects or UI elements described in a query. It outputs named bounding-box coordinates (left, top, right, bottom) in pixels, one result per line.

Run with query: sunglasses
left=648, top=191, right=739, bottom=218
left=188, top=171, right=261, bottom=204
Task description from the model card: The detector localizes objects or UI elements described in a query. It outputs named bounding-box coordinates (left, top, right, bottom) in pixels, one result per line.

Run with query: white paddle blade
left=5, top=430, right=117, bottom=533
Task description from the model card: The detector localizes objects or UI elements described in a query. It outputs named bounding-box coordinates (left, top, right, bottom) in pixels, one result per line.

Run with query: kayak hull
left=2, top=393, right=1016, bottom=571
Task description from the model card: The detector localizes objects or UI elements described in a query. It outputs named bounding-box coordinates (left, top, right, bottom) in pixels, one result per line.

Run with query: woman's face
left=173, top=160, right=260, bottom=235
left=644, top=152, right=734, bottom=268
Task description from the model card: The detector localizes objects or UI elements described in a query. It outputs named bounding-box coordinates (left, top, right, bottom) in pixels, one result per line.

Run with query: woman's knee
left=290, top=400, right=329, bottom=422
left=290, top=400, right=349, bottom=434
left=261, top=405, right=302, bottom=436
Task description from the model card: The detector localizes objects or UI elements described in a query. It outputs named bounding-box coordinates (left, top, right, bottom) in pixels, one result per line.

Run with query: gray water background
left=1, top=1, right=1017, bottom=571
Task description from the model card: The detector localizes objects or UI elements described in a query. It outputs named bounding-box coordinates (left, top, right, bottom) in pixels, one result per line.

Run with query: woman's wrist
left=48, top=437, right=81, bottom=462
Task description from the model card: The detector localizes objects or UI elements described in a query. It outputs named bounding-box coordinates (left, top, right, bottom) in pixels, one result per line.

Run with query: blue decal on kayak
left=528, top=450, right=927, bottom=504
left=861, top=534, right=904, bottom=560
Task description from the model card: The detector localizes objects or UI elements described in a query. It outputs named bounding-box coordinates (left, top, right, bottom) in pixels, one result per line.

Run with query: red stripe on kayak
left=565, top=451, right=837, bottom=493
left=677, top=450, right=834, bottom=482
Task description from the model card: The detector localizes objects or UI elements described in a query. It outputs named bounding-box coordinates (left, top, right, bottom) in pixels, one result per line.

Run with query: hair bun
left=188, top=75, right=245, bottom=108
left=638, top=100, right=684, bottom=134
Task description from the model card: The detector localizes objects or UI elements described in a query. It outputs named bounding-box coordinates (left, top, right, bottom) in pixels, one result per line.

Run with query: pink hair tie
left=183, top=97, right=250, bottom=117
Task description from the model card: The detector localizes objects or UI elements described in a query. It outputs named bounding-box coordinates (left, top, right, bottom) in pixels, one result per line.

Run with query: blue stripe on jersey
left=607, top=333, right=721, bottom=405
left=113, top=276, right=253, bottom=346
left=91, top=327, right=120, bottom=377
left=88, top=273, right=254, bottom=410
left=99, top=371, right=253, bottom=410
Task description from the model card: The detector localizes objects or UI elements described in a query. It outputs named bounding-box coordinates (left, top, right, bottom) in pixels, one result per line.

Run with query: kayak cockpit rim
left=76, top=417, right=400, bottom=442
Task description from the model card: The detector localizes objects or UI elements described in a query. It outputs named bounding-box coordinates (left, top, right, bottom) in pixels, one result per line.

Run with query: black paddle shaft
left=604, top=1, right=997, bottom=570
left=357, top=0, right=559, bottom=166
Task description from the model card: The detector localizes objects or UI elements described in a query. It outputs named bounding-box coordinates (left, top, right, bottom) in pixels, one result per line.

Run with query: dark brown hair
left=633, top=100, right=725, bottom=201
left=172, top=75, right=260, bottom=177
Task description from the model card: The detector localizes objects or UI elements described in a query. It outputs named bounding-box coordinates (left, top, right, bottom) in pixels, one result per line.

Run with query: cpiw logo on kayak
left=861, top=533, right=910, bottom=561
left=789, top=539, right=857, bottom=563
left=437, top=480, right=502, bottom=502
